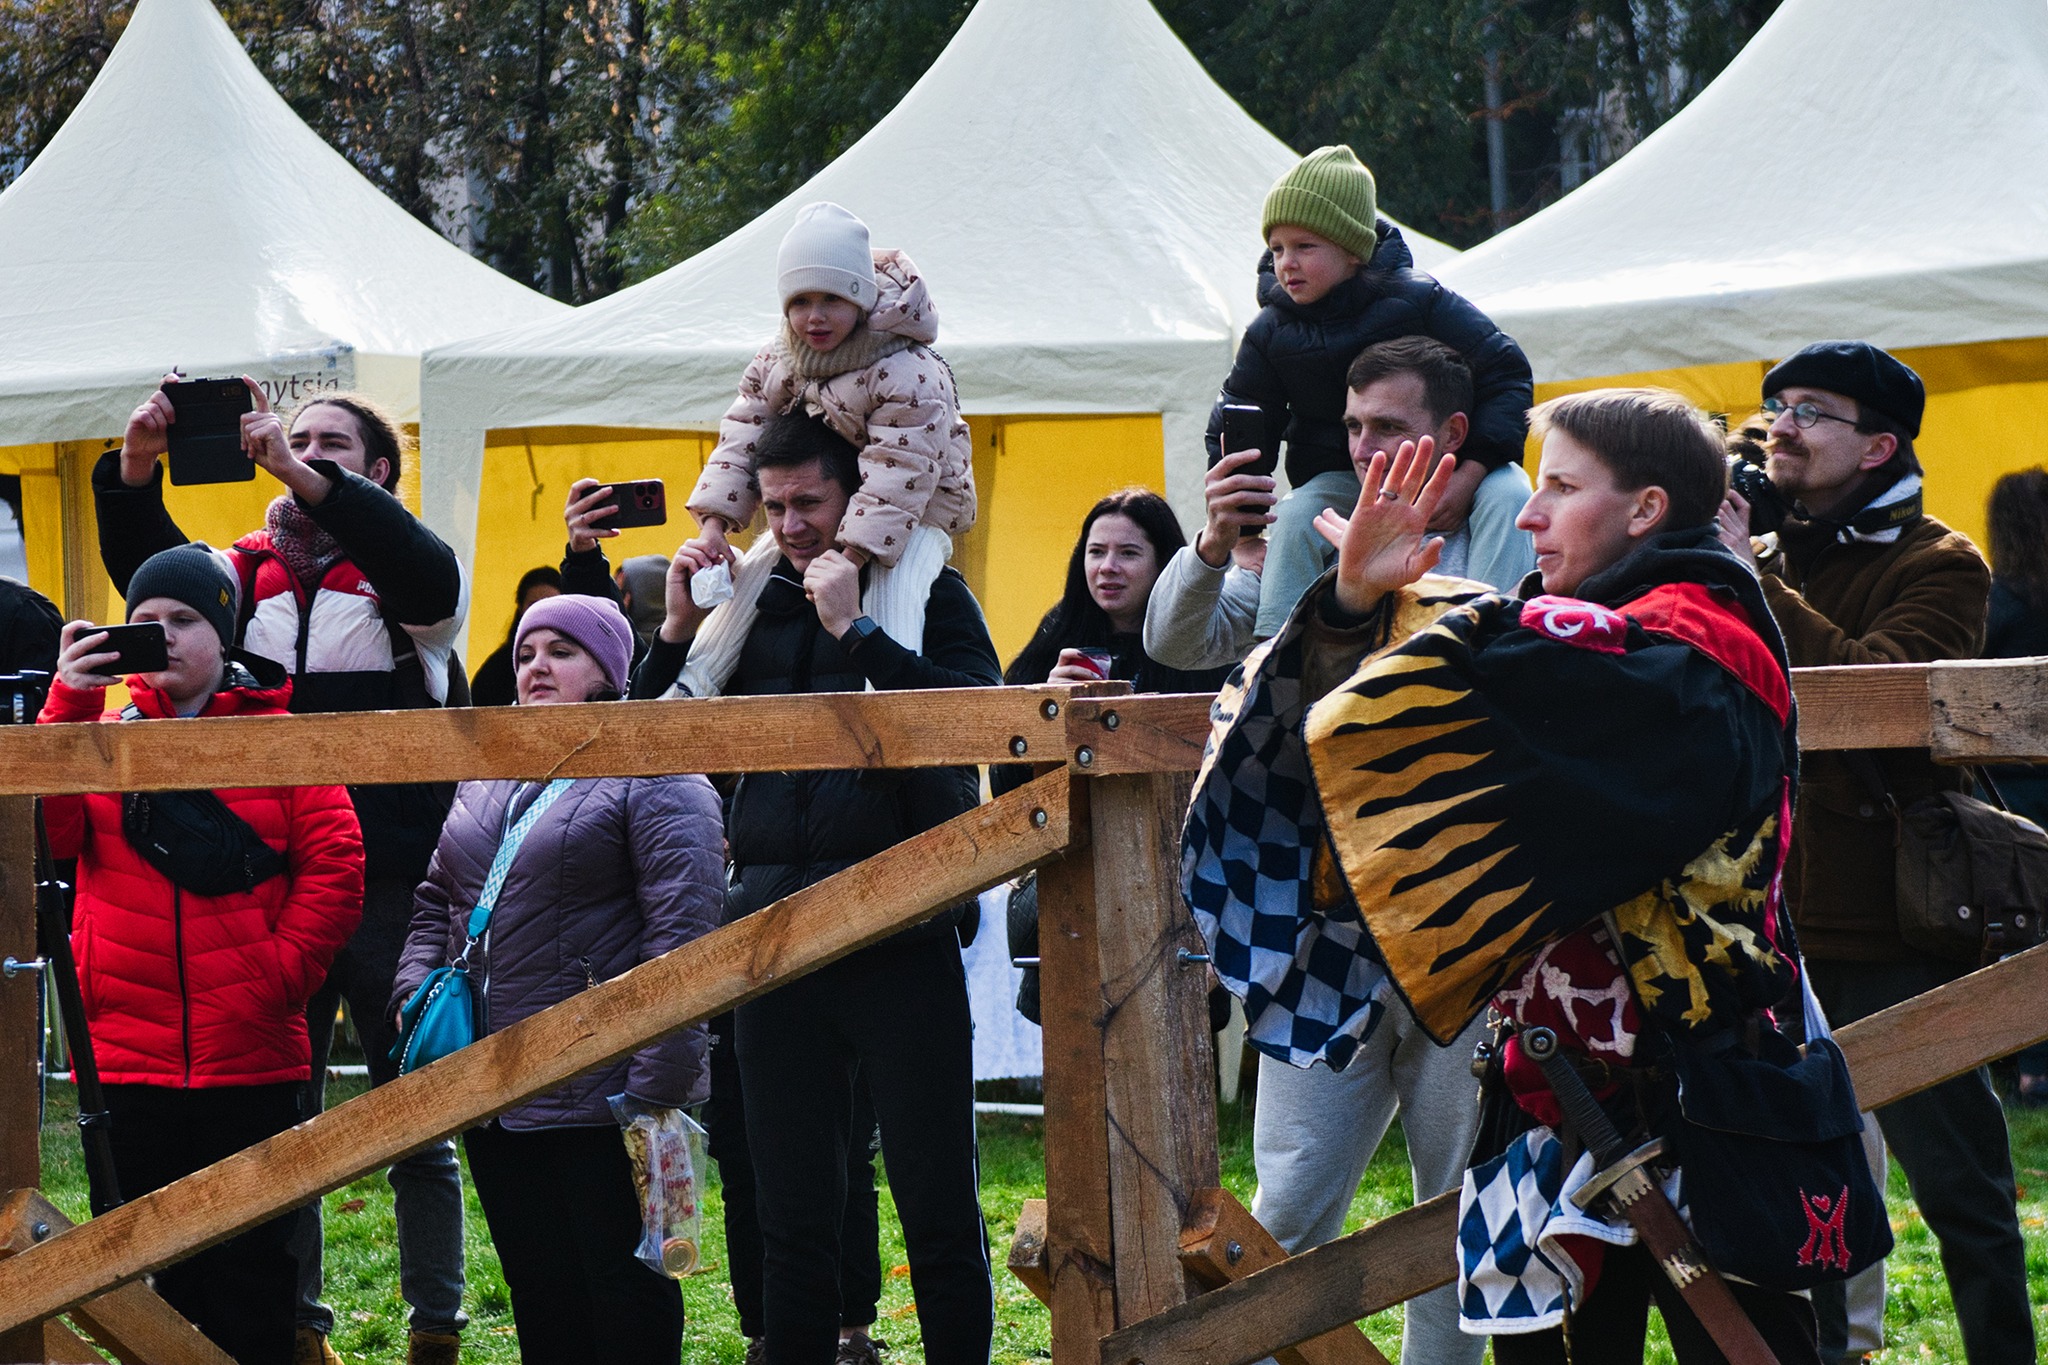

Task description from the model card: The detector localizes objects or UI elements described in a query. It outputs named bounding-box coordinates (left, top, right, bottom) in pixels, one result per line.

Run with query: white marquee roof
left=420, top=0, right=1456, bottom=567
left=0, top=0, right=566, bottom=441
left=1438, top=0, right=2048, bottom=383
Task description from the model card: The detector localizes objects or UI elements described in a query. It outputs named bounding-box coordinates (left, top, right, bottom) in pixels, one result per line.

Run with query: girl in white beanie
left=679, top=202, right=975, bottom=693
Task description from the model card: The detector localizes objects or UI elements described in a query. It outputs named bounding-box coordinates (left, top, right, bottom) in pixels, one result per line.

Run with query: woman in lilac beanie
left=395, top=589, right=722, bottom=1361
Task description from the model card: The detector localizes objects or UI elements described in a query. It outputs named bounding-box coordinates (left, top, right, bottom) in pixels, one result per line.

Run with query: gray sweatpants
left=1250, top=1009, right=1486, bottom=1365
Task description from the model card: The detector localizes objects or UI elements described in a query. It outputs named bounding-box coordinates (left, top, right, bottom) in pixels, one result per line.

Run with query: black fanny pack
left=1669, top=1033, right=1891, bottom=1291
left=122, top=790, right=287, bottom=898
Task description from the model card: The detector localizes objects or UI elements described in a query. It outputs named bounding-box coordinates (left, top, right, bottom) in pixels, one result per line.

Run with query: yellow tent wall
left=1527, top=337, right=2048, bottom=549
left=467, top=413, right=1169, bottom=675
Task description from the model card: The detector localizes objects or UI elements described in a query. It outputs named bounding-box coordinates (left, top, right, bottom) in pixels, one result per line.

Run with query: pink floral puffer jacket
left=686, top=250, right=976, bottom=566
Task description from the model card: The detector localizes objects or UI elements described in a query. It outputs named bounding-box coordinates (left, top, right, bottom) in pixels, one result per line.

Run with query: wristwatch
left=841, top=615, right=882, bottom=652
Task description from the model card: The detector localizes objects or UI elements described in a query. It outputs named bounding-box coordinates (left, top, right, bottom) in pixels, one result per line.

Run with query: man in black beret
left=1718, top=341, right=2032, bottom=1364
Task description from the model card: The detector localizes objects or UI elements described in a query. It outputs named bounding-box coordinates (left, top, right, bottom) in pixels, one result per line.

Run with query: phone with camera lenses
left=591, top=479, right=668, bottom=531
left=92, top=623, right=170, bottom=677
left=163, top=378, right=255, bottom=485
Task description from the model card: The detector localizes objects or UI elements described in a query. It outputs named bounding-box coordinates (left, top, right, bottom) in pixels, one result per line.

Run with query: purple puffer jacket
left=394, top=774, right=724, bottom=1128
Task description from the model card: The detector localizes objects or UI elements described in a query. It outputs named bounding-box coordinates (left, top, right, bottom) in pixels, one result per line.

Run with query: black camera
left=0, top=671, right=50, bottom=725
left=1728, top=455, right=1792, bottom=536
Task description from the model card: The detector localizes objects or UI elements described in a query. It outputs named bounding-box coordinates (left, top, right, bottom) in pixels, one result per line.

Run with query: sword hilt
left=1521, top=1026, right=1629, bottom=1166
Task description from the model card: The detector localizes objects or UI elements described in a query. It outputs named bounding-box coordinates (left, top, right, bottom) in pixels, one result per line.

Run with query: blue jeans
left=1254, top=469, right=1359, bottom=639
left=294, top=878, right=468, bottom=1337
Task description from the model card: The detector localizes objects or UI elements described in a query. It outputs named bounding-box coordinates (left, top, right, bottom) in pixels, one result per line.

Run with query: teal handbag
left=391, top=780, right=574, bottom=1074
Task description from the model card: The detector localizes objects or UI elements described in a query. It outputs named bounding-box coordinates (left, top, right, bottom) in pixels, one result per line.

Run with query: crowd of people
left=14, top=141, right=2041, bottom=1365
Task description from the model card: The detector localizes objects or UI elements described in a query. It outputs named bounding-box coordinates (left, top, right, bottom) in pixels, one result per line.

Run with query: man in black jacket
left=638, top=412, right=1000, bottom=1365
left=94, top=377, right=468, bottom=1365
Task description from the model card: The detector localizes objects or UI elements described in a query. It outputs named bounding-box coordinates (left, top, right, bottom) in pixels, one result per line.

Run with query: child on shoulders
left=1205, top=145, right=1534, bottom=638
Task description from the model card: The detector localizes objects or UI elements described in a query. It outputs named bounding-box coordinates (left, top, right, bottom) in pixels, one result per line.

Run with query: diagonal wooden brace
left=1178, top=1188, right=1393, bottom=1365
left=0, top=1189, right=232, bottom=1365
left=0, top=772, right=1072, bottom=1331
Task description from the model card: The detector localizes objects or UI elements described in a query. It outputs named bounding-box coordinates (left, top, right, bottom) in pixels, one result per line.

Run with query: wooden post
left=1035, top=779, right=1118, bottom=1365
left=0, top=796, right=41, bottom=1365
left=1088, top=772, right=1219, bottom=1325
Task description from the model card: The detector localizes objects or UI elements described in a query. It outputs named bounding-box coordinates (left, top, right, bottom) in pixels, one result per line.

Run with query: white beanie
left=776, top=202, right=876, bottom=310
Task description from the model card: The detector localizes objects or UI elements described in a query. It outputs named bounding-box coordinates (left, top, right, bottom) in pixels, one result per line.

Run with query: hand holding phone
left=55, top=621, right=168, bottom=692
left=591, top=479, right=668, bottom=532
left=164, top=377, right=256, bottom=485
left=1198, top=447, right=1278, bottom=566
left=1216, top=403, right=1268, bottom=470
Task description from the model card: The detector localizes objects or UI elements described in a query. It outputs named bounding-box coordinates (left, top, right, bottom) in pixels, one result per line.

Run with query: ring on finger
left=1377, top=488, right=1401, bottom=502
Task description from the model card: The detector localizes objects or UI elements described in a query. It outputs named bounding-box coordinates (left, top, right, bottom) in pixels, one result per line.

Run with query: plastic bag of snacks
left=610, top=1095, right=708, bottom=1277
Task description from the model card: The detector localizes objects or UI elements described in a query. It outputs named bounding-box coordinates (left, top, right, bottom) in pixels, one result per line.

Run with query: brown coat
left=1761, top=511, right=1990, bottom=961
left=685, top=250, right=975, bottom=566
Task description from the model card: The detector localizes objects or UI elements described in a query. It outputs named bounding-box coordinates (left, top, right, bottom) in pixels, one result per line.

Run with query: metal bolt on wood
left=1103, top=711, right=1121, bottom=730
left=1076, top=746, right=1094, bottom=767
left=1011, top=736, right=1029, bottom=756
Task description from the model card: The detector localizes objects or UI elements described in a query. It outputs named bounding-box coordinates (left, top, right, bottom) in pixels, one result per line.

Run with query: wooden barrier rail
left=0, top=772, right=1070, bottom=1328
left=0, top=662, right=2044, bottom=1364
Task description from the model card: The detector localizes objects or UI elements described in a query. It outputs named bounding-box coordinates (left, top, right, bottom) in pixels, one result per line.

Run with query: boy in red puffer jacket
left=40, top=544, right=363, bottom=1365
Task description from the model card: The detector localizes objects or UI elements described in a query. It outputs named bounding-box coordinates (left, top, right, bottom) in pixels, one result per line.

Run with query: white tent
left=1436, top=0, right=2048, bottom=541
left=422, top=0, right=1456, bottom=658
left=0, top=0, right=566, bottom=613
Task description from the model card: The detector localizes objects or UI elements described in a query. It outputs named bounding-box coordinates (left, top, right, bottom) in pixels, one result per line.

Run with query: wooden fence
left=0, top=659, right=2045, bottom=1365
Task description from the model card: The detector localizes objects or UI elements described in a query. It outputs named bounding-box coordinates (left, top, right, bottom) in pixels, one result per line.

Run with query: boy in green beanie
left=1204, top=145, right=1534, bottom=640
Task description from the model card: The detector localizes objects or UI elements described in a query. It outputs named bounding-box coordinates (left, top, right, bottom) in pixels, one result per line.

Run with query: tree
left=0, top=0, right=1780, bottom=293
left=617, top=0, right=972, bottom=281
left=1154, top=1, right=1783, bottom=247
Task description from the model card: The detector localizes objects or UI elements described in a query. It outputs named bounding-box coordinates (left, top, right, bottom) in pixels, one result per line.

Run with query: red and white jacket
left=39, top=664, right=365, bottom=1087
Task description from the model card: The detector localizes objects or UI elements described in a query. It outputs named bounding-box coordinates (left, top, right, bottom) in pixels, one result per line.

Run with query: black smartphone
left=1218, top=404, right=1267, bottom=460
left=91, top=623, right=169, bottom=676
left=163, top=378, right=255, bottom=485
left=591, top=478, right=668, bottom=531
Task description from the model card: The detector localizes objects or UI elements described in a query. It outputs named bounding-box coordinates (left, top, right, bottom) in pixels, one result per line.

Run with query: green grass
left=34, top=1079, right=2048, bottom=1363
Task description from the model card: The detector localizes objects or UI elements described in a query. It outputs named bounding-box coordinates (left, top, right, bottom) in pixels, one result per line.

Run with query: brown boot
left=408, top=1330, right=461, bottom=1365
left=293, top=1327, right=343, bottom=1365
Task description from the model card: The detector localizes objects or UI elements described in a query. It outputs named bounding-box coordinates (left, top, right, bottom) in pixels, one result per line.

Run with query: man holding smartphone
left=93, top=376, right=470, bottom=1365
left=1150, top=338, right=1533, bottom=670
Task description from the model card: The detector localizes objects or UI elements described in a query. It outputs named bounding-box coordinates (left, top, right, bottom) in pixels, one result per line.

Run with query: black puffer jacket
left=635, top=561, right=1002, bottom=942
left=1205, top=221, right=1534, bottom=486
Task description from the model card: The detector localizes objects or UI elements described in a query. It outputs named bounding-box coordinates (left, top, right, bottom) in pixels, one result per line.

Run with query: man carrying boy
left=1205, top=145, right=1533, bottom=640
left=637, top=412, right=1000, bottom=1365
left=1187, top=389, right=1824, bottom=1361
left=1152, top=337, right=1533, bottom=674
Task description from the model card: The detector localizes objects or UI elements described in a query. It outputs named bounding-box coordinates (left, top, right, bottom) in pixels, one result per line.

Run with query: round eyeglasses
left=1761, top=396, right=1858, bottom=431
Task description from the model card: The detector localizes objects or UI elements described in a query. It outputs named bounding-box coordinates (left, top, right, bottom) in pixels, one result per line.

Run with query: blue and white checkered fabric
left=1457, top=1125, right=1683, bottom=1336
left=1183, top=631, right=1394, bottom=1072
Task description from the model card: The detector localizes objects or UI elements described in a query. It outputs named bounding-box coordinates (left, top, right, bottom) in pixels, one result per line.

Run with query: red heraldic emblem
left=1797, top=1185, right=1852, bottom=1272
left=1519, top=596, right=1630, bottom=654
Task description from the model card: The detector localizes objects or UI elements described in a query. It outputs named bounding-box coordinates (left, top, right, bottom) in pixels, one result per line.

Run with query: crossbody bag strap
left=454, top=778, right=575, bottom=963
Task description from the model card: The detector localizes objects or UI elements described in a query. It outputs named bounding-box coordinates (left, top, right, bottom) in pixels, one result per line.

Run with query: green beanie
left=1260, top=145, right=1378, bottom=261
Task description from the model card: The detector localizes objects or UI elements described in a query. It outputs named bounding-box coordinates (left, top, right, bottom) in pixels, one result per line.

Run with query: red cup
left=1075, top=648, right=1114, bottom=680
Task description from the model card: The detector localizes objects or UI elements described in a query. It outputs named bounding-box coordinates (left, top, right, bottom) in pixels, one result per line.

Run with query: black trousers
left=1807, top=958, right=2037, bottom=1364
left=1491, top=1242, right=1821, bottom=1365
left=94, top=1083, right=303, bottom=1365
left=706, top=1011, right=883, bottom=1340
left=736, top=932, right=993, bottom=1365
left=463, top=1121, right=685, bottom=1365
